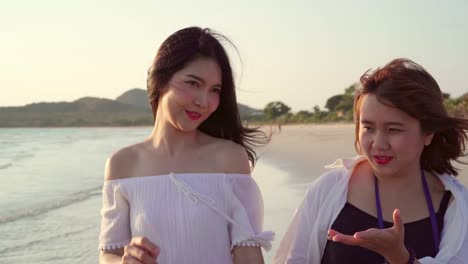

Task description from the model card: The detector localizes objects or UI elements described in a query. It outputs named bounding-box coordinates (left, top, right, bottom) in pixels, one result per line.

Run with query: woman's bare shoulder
left=201, top=134, right=251, bottom=174
left=104, top=141, right=149, bottom=181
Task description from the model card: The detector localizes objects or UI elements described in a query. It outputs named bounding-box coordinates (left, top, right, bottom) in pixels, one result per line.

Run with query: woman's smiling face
left=158, top=56, right=222, bottom=132
left=358, top=93, right=433, bottom=177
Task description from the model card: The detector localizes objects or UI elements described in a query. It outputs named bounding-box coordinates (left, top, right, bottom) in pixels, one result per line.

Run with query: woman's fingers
left=121, top=254, right=144, bottom=264
left=354, top=228, right=381, bottom=240
left=133, top=236, right=159, bottom=258
left=331, top=233, right=363, bottom=246
left=329, top=229, right=361, bottom=245
left=327, top=229, right=340, bottom=239
left=392, top=208, right=404, bottom=235
left=124, top=244, right=156, bottom=264
left=330, top=228, right=388, bottom=247
left=123, top=236, right=159, bottom=264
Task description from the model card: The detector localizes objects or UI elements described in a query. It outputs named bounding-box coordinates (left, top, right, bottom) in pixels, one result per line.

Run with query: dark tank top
left=321, top=191, right=452, bottom=264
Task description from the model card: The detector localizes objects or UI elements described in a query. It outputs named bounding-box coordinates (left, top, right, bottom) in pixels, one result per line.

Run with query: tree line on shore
left=0, top=87, right=466, bottom=127
left=251, top=84, right=468, bottom=125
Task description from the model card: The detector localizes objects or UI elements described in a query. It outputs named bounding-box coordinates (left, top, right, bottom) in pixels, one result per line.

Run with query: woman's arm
left=99, top=237, right=160, bottom=264
left=222, top=142, right=267, bottom=264
left=99, top=248, right=123, bottom=264
left=233, top=246, right=264, bottom=264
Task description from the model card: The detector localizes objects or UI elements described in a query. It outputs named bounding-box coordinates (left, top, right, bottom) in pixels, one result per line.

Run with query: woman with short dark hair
left=274, top=58, right=468, bottom=264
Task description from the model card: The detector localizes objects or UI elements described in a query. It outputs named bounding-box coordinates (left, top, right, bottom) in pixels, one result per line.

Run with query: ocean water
left=0, top=127, right=304, bottom=263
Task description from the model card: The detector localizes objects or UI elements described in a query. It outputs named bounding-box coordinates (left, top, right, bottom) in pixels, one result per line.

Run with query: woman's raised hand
left=122, top=236, right=160, bottom=264
left=328, top=209, right=411, bottom=264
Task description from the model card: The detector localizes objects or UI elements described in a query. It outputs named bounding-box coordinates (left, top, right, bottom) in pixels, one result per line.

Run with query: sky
left=1, top=0, right=467, bottom=111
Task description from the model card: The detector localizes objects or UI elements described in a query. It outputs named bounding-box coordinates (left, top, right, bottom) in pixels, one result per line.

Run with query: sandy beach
left=258, top=123, right=468, bottom=187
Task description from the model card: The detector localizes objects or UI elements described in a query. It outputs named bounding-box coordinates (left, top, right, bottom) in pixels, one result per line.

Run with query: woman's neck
left=148, top=118, right=200, bottom=157
left=373, top=163, right=424, bottom=195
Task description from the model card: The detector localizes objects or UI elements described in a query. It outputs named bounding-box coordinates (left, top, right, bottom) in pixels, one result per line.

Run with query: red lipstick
left=373, top=155, right=393, bottom=165
left=185, top=110, right=202, bottom=120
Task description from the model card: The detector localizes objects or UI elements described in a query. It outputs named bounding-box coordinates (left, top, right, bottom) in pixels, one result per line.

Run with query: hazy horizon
left=1, top=0, right=467, bottom=111
left=0, top=87, right=147, bottom=107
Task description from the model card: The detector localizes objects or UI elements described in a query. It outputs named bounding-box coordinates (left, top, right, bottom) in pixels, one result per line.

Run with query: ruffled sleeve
left=98, top=181, right=131, bottom=251
left=225, top=174, right=275, bottom=251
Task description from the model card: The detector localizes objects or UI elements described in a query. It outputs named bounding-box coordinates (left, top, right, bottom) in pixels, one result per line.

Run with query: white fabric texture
left=98, top=173, right=273, bottom=264
left=272, top=156, right=468, bottom=264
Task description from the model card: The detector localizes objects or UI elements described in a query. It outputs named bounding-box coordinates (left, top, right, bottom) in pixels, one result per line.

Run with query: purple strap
left=374, top=176, right=384, bottom=229
left=421, top=169, right=440, bottom=250
left=374, top=168, right=440, bottom=251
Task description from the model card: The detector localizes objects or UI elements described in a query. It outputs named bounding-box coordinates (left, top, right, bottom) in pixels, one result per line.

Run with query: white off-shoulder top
left=98, top=173, right=274, bottom=263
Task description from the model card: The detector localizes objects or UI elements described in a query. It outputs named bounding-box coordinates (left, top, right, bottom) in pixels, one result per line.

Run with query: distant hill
left=114, top=88, right=260, bottom=116
left=115, top=88, right=151, bottom=110
left=0, top=89, right=262, bottom=127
